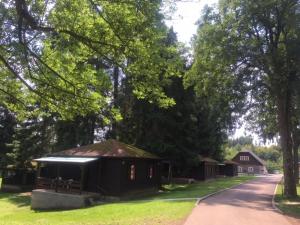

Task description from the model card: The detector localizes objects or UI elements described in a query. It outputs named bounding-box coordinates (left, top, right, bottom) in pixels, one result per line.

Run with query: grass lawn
left=0, top=176, right=255, bottom=225
left=275, top=182, right=300, bottom=218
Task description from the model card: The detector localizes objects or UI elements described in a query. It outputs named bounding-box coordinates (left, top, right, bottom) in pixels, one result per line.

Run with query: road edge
left=272, top=176, right=284, bottom=214
left=195, top=176, right=257, bottom=206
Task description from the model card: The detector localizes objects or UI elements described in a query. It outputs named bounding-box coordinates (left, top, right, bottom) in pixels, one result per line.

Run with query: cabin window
left=238, top=166, right=243, bottom=173
left=149, top=166, right=153, bottom=179
left=129, top=165, right=136, bottom=180
left=248, top=167, right=253, bottom=173
left=240, top=156, right=249, bottom=161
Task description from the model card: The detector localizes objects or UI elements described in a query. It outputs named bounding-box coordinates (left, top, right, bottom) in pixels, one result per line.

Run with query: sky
left=165, top=0, right=218, bottom=45
left=164, top=0, right=276, bottom=145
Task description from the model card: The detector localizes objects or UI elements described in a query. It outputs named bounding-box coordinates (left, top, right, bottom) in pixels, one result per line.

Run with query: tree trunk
left=293, top=143, right=299, bottom=184
left=111, top=66, right=119, bottom=139
left=277, top=92, right=297, bottom=198
left=292, top=132, right=299, bottom=184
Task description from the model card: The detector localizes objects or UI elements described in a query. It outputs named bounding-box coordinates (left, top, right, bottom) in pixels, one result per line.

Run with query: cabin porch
left=34, top=157, right=99, bottom=195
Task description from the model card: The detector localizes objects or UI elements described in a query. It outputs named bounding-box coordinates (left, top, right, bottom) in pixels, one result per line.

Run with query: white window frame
left=129, top=164, right=136, bottom=180
left=238, top=166, right=243, bottom=173
left=248, top=167, right=254, bottom=173
left=240, top=156, right=249, bottom=161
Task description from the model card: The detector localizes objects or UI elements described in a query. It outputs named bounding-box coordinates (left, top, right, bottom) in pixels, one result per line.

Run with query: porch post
left=35, top=163, right=41, bottom=189
left=168, top=162, right=172, bottom=183
left=37, top=163, right=41, bottom=177
left=80, top=165, right=85, bottom=194
left=55, top=164, right=61, bottom=192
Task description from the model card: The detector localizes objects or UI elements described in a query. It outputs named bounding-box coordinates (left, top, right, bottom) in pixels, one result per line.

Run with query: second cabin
left=34, top=139, right=161, bottom=196
left=188, top=156, right=218, bottom=180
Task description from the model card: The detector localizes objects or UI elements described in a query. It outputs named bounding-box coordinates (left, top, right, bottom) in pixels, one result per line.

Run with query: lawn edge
left=195, top=176, right=256, bottom=206
left=272, top=176, right=283, bottom=214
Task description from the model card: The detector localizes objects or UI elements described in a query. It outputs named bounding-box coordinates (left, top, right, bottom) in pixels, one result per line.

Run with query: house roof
left=34, top=157, right=98, bottom=164
left=50, top=139, right=159, bottom=159
left=224, top=160, right=239, bottom=165
left=240, top=149, right=266, bottom=166
left=198, top=155, right=218, bottom=163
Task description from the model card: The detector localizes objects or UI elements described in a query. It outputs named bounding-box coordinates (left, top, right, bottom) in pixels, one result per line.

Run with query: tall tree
left=186, top=0, right=300, bottom=197
left=0, top=0, right=178, bottom=120
left=6, top=115, right=55, bottom=168
left=55, top=115, right=96, bottom=151
left=0, top=106, right=16, bottom=166
left=115, top=28, right=230, bottom=169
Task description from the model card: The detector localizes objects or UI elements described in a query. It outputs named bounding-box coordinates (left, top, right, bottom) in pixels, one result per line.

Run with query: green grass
left=275, top=182, right=300, bottom=218
left=0, top=176, right=255, bottom=225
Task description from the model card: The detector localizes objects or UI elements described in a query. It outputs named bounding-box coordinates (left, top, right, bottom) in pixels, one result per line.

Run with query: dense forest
left=0, top=0, right=299, bottom=197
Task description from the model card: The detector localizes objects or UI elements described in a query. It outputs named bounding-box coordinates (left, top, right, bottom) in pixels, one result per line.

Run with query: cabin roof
left=240, top=149, right=266, bottom=165
left=198, top=155, right=218, bottom=163
left=224, top=160, right=239, bottom=165
left=50, top=139, right=159, bottom=159
left=34, top=157, right=98, bottom=164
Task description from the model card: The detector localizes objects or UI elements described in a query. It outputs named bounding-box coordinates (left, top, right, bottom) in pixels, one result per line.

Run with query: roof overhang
left=34, top=157, right=98, bottom=164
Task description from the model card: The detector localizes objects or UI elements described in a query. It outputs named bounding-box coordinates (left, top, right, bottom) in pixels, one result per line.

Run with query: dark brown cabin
left=189, top=156, right=218, bottom=180
left=232, top=150, right=267, bottom=175
left=218, top=160, right=238, bottom=177
left=34, top=139, right=161, bottom=196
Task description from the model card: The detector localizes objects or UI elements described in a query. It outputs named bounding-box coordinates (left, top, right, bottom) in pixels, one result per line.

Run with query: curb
left=195, top=177, right=256, bottom=206
left=272, top=177, right=284, bottom=214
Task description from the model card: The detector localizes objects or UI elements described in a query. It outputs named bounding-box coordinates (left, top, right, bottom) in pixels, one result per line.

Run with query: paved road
left=184, top=175, right=300, bottom=225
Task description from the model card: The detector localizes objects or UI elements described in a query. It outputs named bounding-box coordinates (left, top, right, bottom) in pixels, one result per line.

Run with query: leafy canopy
left=0, top=0, right=181, bottom=120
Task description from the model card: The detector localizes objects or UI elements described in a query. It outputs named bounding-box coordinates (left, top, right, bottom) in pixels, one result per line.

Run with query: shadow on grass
left=0, top=192, right=31, bottom=207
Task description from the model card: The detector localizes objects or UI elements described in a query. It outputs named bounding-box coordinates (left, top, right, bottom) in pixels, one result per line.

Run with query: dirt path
left=184, top=175, right=300, bottom=225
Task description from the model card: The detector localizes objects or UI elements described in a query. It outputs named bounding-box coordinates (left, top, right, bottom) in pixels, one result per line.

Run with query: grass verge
left=0, top=176, right=255, bottom=225
left=275, top=182, right=300, bottom=218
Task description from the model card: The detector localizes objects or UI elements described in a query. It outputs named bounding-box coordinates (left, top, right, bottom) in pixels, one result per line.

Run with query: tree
left=54, top=115, right=97, bottom=151
left=0, top=106, right=16, bottom=167
left=0, top=0, right=179, bottom=120
left=6, top=115, right=55, bottom=168
left=113, top=28, right=230, bottom=170
left=186, top=0, right=300, bottom=197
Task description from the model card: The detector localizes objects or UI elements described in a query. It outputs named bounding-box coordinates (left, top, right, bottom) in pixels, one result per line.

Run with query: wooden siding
left=37, top=157, right=161, bottom=196
left=232, top=152, right=264, bottom=166
left=188, top=162, right=218, bottom=180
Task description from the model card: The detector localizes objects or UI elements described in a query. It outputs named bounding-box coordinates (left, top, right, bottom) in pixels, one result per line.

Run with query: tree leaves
left=0, top=0, right=181, bottom=119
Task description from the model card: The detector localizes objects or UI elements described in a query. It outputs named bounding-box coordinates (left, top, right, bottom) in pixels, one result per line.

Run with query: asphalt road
left=184, top=175, right=300, bottom=225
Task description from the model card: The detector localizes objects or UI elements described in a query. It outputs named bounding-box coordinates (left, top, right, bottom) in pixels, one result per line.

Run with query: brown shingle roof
left=50, top=139, right=159, bottom=159
left=198, top=155, right=218, bottom=163
left=224, top=160, right=239, bottom=165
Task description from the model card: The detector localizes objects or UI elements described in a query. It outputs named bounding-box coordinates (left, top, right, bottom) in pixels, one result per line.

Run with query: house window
left=248, top=167, right=253, bottom=173
left=240, top=156, right=249, bottom=161
left=238, top=166, right=243, bottom=173
left=130, top=165, right=136, bottom=180
left=149, top=166, right=153, bottom=179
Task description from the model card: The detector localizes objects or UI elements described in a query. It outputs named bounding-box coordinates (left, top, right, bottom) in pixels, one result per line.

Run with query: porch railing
left=36, top=177, right=82, bottom=194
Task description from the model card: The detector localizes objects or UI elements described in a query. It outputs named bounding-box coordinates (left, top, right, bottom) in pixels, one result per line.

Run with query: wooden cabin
left=34, top=139, right=161, bottom=196
left=232, top=150, right=267, bottom=175
left=218, top=160, right=238, bottom=177
left=189, top=156, right=218, bottom=180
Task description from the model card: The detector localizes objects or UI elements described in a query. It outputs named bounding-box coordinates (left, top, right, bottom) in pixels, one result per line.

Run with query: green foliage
left=113, top=28, right=227, bottom=170
left=253, top=146, right=282, bottom=173
left=228, top=136, right=253, bottom=147
left=0, top=0, right=181, bottom=120
left=6, top=116, right=55, bottom=168
left=187, top=0, right=300, bottom=196
left=0, top=106, right=16, bottom=167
